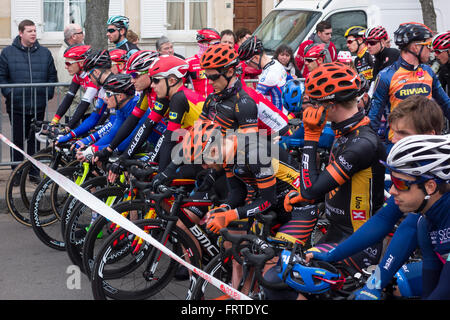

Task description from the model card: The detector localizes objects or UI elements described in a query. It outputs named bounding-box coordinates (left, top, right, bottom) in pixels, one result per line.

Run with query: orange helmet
left=305, top=61, right=361, bottom=102
left=182, top=120, right=222, bottom=164
left=200, top=43, right=240, bottom=69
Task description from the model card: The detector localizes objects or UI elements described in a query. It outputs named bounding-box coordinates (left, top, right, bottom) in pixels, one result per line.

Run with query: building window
left=43, top=0, right=86, bottom=32
left=167, top=0, right=207, bottom=31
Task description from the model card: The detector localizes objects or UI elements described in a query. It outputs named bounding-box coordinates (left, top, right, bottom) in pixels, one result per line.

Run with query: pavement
left=0, top=167, right=12, bottom=214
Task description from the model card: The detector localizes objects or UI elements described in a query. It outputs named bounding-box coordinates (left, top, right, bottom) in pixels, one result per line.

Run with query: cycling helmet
left=394, top=22, right=433, bottom=49
left=107, top=15, right=129, bottom=30
left=125, top=50, right=159, bottom=73
left=109, top=49, right=128, bottom=63
left=305, top=61, right=361, bottom=102
left=196, top=28, right=221, bottom=43
left=200, top=43, right=240, bottom=69
left=337, top=51, right=353, bottom=63
left=385, top=134, right=450, bottom=181
left=238, top=36, right=264, bottom=61
left=148, top=55, right=189, bottom=79
left=182, top=120, right=223, bottom=164
left=282, top=79, right=305, bottom=113
left=64, top=44, right=91, bottom=60
left=277, top=250, right=343, bottom=294
left=83, top=49, right=111, bottom=72
left=431, top=31, right=450, bottom=52
left=364, top=26, right=388, bottom=41
left=102, top=73, right=135, bottom=95
left=344, top=26, right=366, bottom=38
left=304, top=43, right=327, bottom=59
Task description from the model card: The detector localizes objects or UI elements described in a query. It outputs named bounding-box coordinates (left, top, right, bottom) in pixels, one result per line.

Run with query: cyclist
left=283, top=62, right=386, bottom=283
left=238, top=36, right=287, bottom=111
left=431, top=31, right=450, bottom=95
left=106, top=15, right=139, bottom=56
left=344, top=26, right=375, bottom=82
left=386, top=134, right=450, bottom=300
left=305, top=95, right=445, bottom=300
left=302, top=43, right=327, bottom=73
left=368, top=22, right=450, bottom=149
left=185, top=28, right=221, bottom=98
left=364, top=26, right=399, bottom=80
left=109, top=48, right=128, bottom=74
left=50, top=44, right=99, bottom=129
left=76, top=73, right=138, bottom=162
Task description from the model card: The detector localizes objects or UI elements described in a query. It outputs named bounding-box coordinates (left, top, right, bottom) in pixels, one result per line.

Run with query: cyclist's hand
left=206, top=209, right=238, bottom=234
left=352, top=286, right=382, bottom=300
left=304, top=249, right=332, bottom=263
left=302, top=104, right=329, bottom=142
left=72, top=140, right=85, bottom=151
left=284, top=190, right=309, bottom=212
left=195, top=168, right=217, bottom=192
left=151, top=171, right=171, bottom=191
left=93, top=147, right=112, bottom=163
left=57, top=131, right=75, bottom=144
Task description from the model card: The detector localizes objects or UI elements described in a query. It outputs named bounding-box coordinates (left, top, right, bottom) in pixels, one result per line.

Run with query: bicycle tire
left=82, top=199, right=147, bottom=279
left=60, top=175, right=108, bottom=237
left=29, top=166, right=82, bottom=251
left=64, top=186, right=126, bottom=273
left=5, top=153, right=53, bottom=226
left=189, top=249, right=234, bottom=300
left=91, top=218, right=202, bottom=300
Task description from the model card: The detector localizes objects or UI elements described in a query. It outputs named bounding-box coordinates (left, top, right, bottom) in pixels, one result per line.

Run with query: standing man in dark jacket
left=0, top=19, right=58, bottom=173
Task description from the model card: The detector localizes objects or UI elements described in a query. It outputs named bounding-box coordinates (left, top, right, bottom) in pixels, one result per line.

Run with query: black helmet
left=103, top=73, right=135, bottom=96
left=238, top=35, right=264, bottom=61
left=394, top=22, right=433, bottom=49
left=83, top=49, right=112, bottom=72
left=344, top=26, right=366, bottom=38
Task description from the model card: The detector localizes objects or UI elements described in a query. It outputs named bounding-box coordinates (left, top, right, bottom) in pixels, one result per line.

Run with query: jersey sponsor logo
left=259, top=200, right=270, bottom=212
left=338, top=155, right=352, bottom=171
left=169, top=111, right=178, bottom=120
left=351, top=210, right=366, bottom=220
left=154, top=101, right=164, bottom=111
left=394, top=83, right=431, bottom=99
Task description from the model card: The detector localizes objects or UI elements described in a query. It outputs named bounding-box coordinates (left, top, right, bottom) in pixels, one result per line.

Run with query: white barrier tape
left=0, top=134, right=251, bottom=301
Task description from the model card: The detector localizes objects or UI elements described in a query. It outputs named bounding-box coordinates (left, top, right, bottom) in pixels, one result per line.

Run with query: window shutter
left=11, top=0, right=43, bottom=38
left=140, top=0, right=167, bottom=38
left=109, top=0, right=125, bottom=16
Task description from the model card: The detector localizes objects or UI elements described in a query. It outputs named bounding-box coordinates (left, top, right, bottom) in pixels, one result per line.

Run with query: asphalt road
left=0, top=213, right=93, bottom=300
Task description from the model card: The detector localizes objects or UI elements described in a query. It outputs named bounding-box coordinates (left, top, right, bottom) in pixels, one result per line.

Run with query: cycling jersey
left=52, top=71, right=100, bottom=127
left=354, top=46, right=375, bottom=82
left=198, top=79, right=259, bottom=134
left=417, top=192, right=450, bottom=299
left=185, top=54, right=214, bottom=98
left=300, top=110, right=386, bottom=237
left=115, top=38, right=139, bottom=57
left=372, top=47, right=400, bottom=80
left=256, top=59, right=287, bottom=111
left=438, top=62, right=450, bottom=95
left=369, top=57, right=450, bottom=141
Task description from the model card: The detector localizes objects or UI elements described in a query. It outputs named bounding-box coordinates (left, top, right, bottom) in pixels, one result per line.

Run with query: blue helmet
left=282, top=79, right=305, bottom=113
left=107, top=15, right=129, bottom=30
left=277, top=250, right=343, bottom=294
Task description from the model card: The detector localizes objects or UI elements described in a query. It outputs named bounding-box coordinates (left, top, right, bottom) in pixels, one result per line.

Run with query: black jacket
left=0, top=36, right=58, bottom=115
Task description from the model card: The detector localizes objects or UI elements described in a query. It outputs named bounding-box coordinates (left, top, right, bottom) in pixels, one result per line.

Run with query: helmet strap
left=165, top=77, right=181, bottom=98
left=414, top=183, right=431, bottom=213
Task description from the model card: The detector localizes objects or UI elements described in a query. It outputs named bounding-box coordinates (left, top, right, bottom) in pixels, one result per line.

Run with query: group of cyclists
left=35, top=14, right=450, bottom=300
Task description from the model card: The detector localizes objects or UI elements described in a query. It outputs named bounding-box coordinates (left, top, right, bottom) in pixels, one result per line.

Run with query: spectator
left=155, top=35, right=185, bottom=59
left=295, top=21, right=337, bottom=78
left=235, top=27, right=252, bottom=47
left=55, top=24, right=85, bottom=116
left=0, top=19, right=58, bottom=176
left=126, top=29, right=139, bottom=45
left=220, top=29, right=237, bottom=50
left=274, top=44, right=301, bottom=79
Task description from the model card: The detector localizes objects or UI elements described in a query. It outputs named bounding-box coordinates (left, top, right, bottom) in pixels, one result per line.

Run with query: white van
left=254, top=0, right=450, bottom=54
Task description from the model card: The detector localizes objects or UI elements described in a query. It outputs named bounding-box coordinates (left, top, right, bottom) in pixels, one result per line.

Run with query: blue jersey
left=256, top=59, right=287, bottom=111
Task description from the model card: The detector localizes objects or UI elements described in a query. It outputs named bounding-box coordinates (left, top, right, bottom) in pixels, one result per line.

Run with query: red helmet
left=364, top=26, right=388, bottom=41
left=148, top=55, right=189, bottom=79
left=196, top=28, right=220, bottom=43
left=109, top=49, right=128, bottom=63
left=431, top=31, right=450, bottom=52
left=304, top=43, right=327, bottom=59
left=64, top=44, right=91, bottom=60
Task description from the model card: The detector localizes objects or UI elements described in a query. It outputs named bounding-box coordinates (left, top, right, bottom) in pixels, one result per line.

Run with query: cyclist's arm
left=430, top=69, right=450, bottom=121
left=71, top=98, right=107, bottom=137
left=367, top=74, right=390, bottom=133
left=79, top=120, right=114, bottom=146
left=236, top=95, right=259, bottom=133
left=51, top=80, right=80, bottom=124
left=67, top=86, right=99, bottom=129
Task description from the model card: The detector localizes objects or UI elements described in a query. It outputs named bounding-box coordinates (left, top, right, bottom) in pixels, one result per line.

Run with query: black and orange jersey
left=199, top=80, right=259, bottom=134
left=369, top=57, right=450, bottom=141
left=300, top=110, right=386, bottom=237
left=354, top=46, right=374, bottom=82
left=223, top=135, right=299, bottom=223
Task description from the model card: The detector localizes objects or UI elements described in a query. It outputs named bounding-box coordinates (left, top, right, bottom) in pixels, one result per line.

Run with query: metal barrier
left=0, top=82, right=76, bottom=167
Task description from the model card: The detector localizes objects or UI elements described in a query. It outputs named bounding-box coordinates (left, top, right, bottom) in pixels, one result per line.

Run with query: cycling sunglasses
left=305, top=58, right=317, bottom=63
left=151, top=77, right=163, bottom=84
left=366, top=40, right=380, bottom=46
left=105, top=91, right=119, bottom=98
left=390, top=173, right=429, bottom=191
left=346, top=39, right=357, bottom=45
left=65, top=60, right=83, bottom=67
left=205, top=72, right=224, bottom=81
left=130, top=71, right=148, bottom=79
left=107, top=28, right=118, bottom=33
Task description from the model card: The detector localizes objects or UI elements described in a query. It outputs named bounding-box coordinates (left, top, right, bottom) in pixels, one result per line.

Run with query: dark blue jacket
left=0, top=36, right=58, bottom=115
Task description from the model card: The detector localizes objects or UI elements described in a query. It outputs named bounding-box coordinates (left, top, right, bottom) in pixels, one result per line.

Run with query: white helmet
left=386, top=134, right=450, bottom=181
left=337, top=51, right=352, bottom=63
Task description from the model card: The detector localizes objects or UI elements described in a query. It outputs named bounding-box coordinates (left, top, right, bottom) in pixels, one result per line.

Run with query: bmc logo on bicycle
left=351, top=210, right=366, bottom=220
